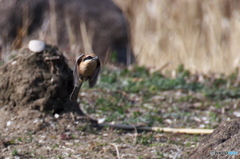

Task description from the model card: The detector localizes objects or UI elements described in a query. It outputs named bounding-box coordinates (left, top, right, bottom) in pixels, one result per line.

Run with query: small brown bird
left=70, top=53, right=100, bottom=101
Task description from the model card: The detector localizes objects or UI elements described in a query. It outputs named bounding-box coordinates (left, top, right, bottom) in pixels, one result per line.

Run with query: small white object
left=98, top=117, right=106, bottom=123
left=54, top=113, right=59, bottom=119
left=199, top=124, right=205, bottom=128
left=28, top=40, right=45, bottom=53
left=65, top=142, right=73, bottom=146
left=204, top=120, right=210, bottom=124
left=233, top=111, right=240, bottom=117
left=103, top=133, right=108, bottom=137
left=11, top=61, right=17, bottom=65
left=6, top=121, right=12, bottom=126
left=33, top=119, right=39, bottom=123
left=164, top=119, right=172, bottom=124
left=192, top=117, right=201, bottom=122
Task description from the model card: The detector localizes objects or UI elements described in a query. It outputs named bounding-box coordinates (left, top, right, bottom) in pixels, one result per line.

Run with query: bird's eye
left=84, top=56, right=93, bottom=61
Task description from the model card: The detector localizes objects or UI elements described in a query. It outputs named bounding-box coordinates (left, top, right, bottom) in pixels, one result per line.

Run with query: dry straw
left=114, top=0, right=240, bottom=75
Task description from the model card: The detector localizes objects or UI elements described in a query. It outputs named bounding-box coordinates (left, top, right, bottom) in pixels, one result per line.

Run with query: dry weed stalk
left=80, top=22, right=93, bottom=54
left=1, top=4, right=31, bottom=62
left=65, top=16, right=78, bottom=53
left=49, top=0, right=58, bottom=45
left=109, top=143, right=121, bottom=159
left=12, top=4, right=31, bottom=50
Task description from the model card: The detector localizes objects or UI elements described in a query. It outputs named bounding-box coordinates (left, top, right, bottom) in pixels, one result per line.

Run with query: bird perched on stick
left=70, top=53, right=100, bottom=101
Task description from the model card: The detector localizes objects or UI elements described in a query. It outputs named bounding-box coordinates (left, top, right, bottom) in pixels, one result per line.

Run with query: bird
left=70, top=53, right=100, bottom=101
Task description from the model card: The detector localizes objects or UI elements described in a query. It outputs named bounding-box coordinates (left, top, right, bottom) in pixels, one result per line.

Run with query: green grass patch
left=82, top=65, right=240, bottom=125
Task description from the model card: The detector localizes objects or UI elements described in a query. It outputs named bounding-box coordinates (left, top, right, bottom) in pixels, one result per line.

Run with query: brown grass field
left=114, top=0, right=240, bottom=75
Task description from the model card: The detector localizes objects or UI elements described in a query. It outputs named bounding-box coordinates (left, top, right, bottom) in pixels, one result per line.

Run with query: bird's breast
left=79, top=60, right=97, bottom=77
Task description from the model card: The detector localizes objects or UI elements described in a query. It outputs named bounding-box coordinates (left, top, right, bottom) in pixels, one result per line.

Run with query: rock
left=28, top=40, right=46, bottom=53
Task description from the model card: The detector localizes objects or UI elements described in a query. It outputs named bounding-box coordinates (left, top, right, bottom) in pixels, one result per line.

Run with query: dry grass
left=3, top=0, right=240, bottom=75
left=114, top=0, right=240, bottom=74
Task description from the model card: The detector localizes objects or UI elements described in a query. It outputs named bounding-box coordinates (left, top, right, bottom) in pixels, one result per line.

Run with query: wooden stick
left=98, top=123, right=214, bottom=134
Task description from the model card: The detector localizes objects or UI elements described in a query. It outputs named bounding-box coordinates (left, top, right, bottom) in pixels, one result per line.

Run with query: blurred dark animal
left=0, top=0, right=134, bottom=65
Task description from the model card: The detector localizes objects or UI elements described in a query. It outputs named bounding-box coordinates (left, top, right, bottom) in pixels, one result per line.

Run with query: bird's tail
left=70, top=87, right=80, bottom=101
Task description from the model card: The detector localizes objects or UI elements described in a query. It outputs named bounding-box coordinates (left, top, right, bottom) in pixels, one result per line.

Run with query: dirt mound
left=188, top=118, right=240, bottom=159
left=0, top=44, right=82, bottom=114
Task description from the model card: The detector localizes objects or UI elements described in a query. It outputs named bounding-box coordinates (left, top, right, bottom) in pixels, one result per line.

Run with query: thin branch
left=109, top=143, right=120, bottom=159
left=98, top=123, right=214, bottom=134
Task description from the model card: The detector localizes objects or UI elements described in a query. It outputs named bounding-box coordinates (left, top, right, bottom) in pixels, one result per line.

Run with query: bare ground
left=0, top=45, right=240, bottom=158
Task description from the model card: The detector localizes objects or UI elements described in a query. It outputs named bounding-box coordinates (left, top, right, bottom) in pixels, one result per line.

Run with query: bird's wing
left=89, top=57, right=101, bottom=88
left=73, top=54, right=84, bottom=87
left=70, top=54, right=84, bottom=101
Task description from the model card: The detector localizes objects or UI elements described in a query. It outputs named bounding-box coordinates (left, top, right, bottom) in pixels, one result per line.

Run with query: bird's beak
left=92, top=56, right=98, bottom=60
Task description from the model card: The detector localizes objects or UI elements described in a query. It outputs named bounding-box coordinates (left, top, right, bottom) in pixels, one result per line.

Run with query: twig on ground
left=109, top=143, right=121, bottom=159
left=173, top=147, right=183, bottom=159
left=98, top=123, right=214, bottom=134
left=131, top=125, right=138, bottom=145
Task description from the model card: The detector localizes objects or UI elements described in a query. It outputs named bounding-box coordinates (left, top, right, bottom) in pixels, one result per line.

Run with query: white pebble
left=33, top=119, right=39, bottom=123
left=11, top=61, right=17, bottom=65
left=103, top=133, right=108, bottom=137
left=199, top=124, right=205, bottom=128
left=6, top=121, right=12, bottom=126
left=98, top=117, right=106, bottom=123
left=54, top=114, right=59, bottom=119
left=233, top=111, right=240, bottom=117
left=28, top=40, right=45, bottom=53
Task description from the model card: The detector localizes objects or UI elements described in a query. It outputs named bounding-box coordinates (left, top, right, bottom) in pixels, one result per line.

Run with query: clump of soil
left=0, top=45, right=98, bottom=158
left=0, top=44, right=82, bottom=114
left=189, top=118, right=240, bottom=159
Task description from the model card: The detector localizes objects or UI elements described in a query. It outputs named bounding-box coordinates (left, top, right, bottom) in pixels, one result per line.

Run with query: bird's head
left=83, top=54, right=99, bottom=62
